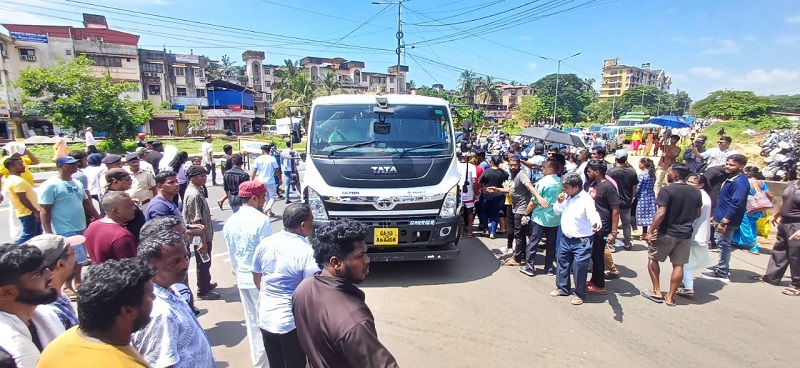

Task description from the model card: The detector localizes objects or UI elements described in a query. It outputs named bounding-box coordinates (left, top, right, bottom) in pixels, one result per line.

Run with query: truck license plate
left=374, top=228, right=399, bottom=246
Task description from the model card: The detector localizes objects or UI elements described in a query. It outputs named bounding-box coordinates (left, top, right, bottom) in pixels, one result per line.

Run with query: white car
left=598, top=126, right=625, bottom=152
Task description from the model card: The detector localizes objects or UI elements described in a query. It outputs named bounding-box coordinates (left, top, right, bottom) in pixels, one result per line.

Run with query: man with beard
left=0, top=243, right=65, bottom=368
left=26, top=234, right=85, bottom=330
left=586, top=160, right=620, bottom=295
left=132, top=230, right=215, bottom=368
left=488, top=156, right=539, bottom=267
left=292, top=219, right=398, bottom=368
left=37, top=258, right=155, bottom=367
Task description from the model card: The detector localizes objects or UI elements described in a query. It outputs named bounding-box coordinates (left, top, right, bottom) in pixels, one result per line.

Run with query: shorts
left=61, top=230, right=89, bottom=265
left=648, top=233, right=691, bottom=265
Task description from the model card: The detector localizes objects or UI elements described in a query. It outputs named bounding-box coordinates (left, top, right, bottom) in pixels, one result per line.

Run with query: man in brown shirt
left=292, top=219, right=398, bottom=368
left=182, top=165, right=219, bottom=300
left=655, top=135, right=681, bottom=192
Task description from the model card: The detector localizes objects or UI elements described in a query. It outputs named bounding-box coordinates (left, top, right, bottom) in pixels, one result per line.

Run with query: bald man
left=83, top=191, right=139, bottom=263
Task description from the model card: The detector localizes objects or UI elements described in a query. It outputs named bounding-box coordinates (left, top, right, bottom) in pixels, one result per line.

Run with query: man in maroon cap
left=223, top=180, right=271, bottom=367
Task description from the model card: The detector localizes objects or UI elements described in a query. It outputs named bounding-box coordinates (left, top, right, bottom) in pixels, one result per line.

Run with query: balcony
left=254, top=93, right=265, bottom=102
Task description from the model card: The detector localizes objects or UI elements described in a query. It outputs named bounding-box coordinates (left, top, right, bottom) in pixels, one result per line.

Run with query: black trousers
left=512, top=214, right=530, bottom=262
left=528, top=222, right=559, bottom=272
left=205, top=163, right=216, bottom=184
left=261, top=328, right=306, bottom=368
left=590, top=231, right=611, bottom=288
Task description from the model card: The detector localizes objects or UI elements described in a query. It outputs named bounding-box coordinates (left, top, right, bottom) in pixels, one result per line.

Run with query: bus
left=616, top=112, right=651, bottom=142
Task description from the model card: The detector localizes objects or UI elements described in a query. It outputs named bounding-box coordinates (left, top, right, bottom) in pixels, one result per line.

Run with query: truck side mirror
left=463, top=118, right=473, bottom=135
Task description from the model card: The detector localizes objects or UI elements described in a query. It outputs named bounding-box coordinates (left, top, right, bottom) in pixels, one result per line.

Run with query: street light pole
left=373, top=0, right=406, bottom=94
left=540, top=52, right=580, bottom=126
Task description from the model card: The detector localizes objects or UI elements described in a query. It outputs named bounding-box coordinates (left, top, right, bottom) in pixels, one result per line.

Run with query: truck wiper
left=328, top=140, right=379, bottom=158
left=399, top=142, right=448, bottom=158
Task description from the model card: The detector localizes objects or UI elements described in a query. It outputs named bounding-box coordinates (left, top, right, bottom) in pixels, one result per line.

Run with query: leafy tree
left=768, top=94, right=800, bottom=113
left=407, top=80, right=417, bottom=90
left=692, top=90, right=775, bottom=119
left=583, top=101, right=615, bottom=125
left=317, top=72, right=342, bottom=96
left=619, top=86, right=672, bottom=116
left=476, top=76, right=500, bottom=105
left=414, top=86, right=450, bottom=100
left=458, top=69, right=478, bottom=105
left=672, top=90, right=692, bottom=115
left=515, top=95, right=548, bottom=125
left=532, top=73, right=594, bottom=123
left=204, top=58, right=223, bottom=80
left=219, top=55, right=243, bottom=76
left=14, top=56, right=153, bottom=148
left=274, top=60, right=316, bottom=117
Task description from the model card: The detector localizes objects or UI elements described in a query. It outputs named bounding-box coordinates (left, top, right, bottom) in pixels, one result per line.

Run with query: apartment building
left=139, top=49, right=209, bottom=135
left=599, top=59, right=671, bottom=102
left=0, top=14, right=140, bottom=139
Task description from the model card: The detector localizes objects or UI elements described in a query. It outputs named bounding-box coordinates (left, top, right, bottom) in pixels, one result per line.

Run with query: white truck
left=302, top=94, right=463, bottom=261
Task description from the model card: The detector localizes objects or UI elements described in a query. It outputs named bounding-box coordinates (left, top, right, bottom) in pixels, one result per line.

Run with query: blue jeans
left=478, top=196, right=504, bottom=235
left=231, top=205, right=240, bottom=213
left=17, top=214, right=43, bottom=244
left=714, top=225, right=738, bottom=277
left=556, top=234, right=593, bottom=299
left=284, top=171, right=292, bottom=198
left=60, top=230, right=88, bottom=265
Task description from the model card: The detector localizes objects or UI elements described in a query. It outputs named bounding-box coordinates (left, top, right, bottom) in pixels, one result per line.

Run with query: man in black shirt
left=586, top=160, right=620, bottom=295
left=148, top=142, right=164, bottom=174
left=643, top=163, right=701, bottom=306
left=607, top=150, right=639, bottom=254
left=703, top=164, right=730, bottom=251
left=222, top=155, right=251, bottom=213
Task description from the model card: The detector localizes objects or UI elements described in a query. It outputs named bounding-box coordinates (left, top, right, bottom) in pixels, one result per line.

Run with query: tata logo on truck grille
left=371, top=166, right=397, bottom=175
left=374, top=197, right=396, bottom=210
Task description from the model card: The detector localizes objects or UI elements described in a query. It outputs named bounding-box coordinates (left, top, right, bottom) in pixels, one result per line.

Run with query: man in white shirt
left=125, top=154, right=157, bottom=205
left=200, top=135, right=216, bottom=186
left=551, top=172, right=601, bottom=306
left=252, top=203, right=318, bottom=368
left=84, top=127, right=97, bottom=153
left=691, top=135, right=738, bottom=169
left=0, top=243, right=66, bottom=368
left=251, top=145, right=282, bottom=217
left=457, top=152, right=478, bottom=237
left=279, top=140, right=300, bottom=204
left=222, top=181, right=271, bottom=368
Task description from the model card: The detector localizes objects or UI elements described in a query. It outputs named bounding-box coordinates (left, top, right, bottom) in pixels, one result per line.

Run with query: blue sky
left=2, top=0, right=799, bottom=101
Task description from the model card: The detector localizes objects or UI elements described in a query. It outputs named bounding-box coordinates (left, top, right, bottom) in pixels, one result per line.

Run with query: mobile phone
left=192, top=237, right=211, bottom=263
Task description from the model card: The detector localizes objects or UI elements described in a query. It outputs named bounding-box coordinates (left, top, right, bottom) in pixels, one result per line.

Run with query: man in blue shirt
left=702, top=154, right=750, bottom=283
left=253, top=203, right=318, bottom=368
left=223, top=181, right=271, bottom=368
left=251, top=145, right=282, bottom=217
left=145, top=170, right=183, bottom=221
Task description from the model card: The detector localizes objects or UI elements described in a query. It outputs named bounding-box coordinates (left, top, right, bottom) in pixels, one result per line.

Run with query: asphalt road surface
left=1, top=175, right=798, bottom=367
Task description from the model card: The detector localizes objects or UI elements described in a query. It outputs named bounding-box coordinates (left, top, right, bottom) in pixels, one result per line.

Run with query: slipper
left=500, top=258, right=522, bottom=267
left=641, top=289, right=664, bottom=304
left=217, top=202, right=223, bottom=210
left=676, top=288, right=694, bottom=297
left=587, top=285, right=607, bottom=295
left=782, top=288, right=800, bottom=296
left=664, top=299, right=677, bottom=307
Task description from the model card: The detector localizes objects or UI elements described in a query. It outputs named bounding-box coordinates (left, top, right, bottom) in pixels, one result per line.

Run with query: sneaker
left=550, top=289, right=568, bottom=297
left=197, top=291, right=221, bottom=300
left=571, top=296, right=584, bottom=305
left=703, top=266, right=716, bottom=273
left=700, top=271, right=730, bottom=283
left=546, top=269, right=555, bottom=276
left=518, top=266, right=535, bottom=277
left=604, top=271, right=620, bottom=280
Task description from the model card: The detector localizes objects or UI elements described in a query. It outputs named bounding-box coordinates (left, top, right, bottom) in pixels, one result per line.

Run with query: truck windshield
left=309, top=104, right=453, bottom=157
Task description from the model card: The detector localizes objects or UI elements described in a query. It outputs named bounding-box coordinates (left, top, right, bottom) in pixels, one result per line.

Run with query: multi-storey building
left=599, top=59, right=671, bottom=102
left=138, top=49, right=209, bottom=135
left=0, top=14, right=141, bottom=139
left=475, top=84, right=534, bottom=121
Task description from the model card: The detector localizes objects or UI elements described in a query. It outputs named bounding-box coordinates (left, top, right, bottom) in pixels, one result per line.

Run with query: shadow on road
left=206, top=320, right=247, bottom=348
left=215, top=362, right=230, bottom=368
left=360, top=238, right=500, bottom=288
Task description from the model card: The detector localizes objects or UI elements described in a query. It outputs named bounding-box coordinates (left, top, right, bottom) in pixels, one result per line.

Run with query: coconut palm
left=317, top=71, right=343, bottom=96
left=477, top=76, right=500, bottom=105
left=458, top=69, right=478, bottom=105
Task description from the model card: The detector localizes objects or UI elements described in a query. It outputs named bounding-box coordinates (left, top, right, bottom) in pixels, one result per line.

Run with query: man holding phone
left=183, top=165, right=219, bottom=300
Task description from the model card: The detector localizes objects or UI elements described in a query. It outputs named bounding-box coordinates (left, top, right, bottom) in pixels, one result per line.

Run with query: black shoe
left=285, top=200, right=292, bottom=204
left=604, top=271, right=620, bottom=280
left=192, top=306, right=201, bottom=316
left=207, top=282, right=218, bottom=292
left=197, top=291, right=220, bottom=300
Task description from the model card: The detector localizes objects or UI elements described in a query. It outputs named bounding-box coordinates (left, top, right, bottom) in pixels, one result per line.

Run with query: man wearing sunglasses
left=690, top=135, right=738, bottom=169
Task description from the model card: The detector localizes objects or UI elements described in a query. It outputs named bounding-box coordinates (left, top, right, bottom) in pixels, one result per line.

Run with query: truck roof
left=312, top=94, right=450, bottom=106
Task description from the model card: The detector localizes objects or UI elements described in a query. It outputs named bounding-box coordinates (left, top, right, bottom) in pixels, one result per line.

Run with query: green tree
left=619, top=86, right=672, bottom=116
left=532, top=73, right=594, bottom=123
left=219, top=55, right=243, bottom=76
left=14, top=56, right=153, bottom=148
left=274, top=60, right=316, bottom=117
left=515, top=95, right=548, bottom=125
left=458, top=69, right=478, bottom=105
left=768, top=94, right=800, bottom=113
left=204, top=58, right=223, bottom=80
left=583, top=101, right=615, bottom=124
left=672, top=90, right=692, bottom=115
left=414, top=86, right=450, bottom=100
left=692, top=90, right=775, bottom=119
left=317, top=71, right=342, bottom=96
left=476, top=76, right=500, bottom=105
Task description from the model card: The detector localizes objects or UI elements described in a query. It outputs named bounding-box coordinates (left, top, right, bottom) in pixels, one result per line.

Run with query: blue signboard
left=10, top=32, right=49, bottom=43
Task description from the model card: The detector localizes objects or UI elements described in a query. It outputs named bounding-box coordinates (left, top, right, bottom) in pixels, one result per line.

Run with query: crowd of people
left=0, top=135, right=397, bottom=367
left=458, top=129, right=798, bottom=305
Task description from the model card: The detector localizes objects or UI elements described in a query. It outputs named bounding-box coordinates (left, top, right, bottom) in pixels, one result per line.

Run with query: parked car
left=598, top=126, right=625, bottom=152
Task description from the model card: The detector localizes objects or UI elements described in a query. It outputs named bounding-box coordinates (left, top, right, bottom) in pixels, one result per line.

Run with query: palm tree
left=477, top=76, right=500, bottom=105
left=275, top=71, right=316, bottom=117
left=272, top=59, right=300, bottom=95
left=317, top=72, right=342, bottom=96
left=220, top=55, right=240, bottom=76
left=408, top=80, right=417, bottom=90
left=458, top=69, right=478, bottom=105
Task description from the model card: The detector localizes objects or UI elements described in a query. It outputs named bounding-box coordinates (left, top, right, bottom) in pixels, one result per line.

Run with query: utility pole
left=373, top=0, right=406, bottom=94
left=540, top=52, right=580, bottom=125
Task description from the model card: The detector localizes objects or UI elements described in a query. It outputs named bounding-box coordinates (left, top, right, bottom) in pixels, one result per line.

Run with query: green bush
left=755, top=115, right=793, bottom=130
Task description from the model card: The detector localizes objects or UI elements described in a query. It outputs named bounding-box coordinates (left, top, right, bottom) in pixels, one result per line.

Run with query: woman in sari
left=733, top=166, right=770, bottom=255
left=643, top=129, right=655, bottom=156
left=630, top=129, right=643, bottom=155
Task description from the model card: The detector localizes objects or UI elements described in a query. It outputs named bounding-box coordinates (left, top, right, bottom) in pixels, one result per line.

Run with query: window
left=265, top=81, right=271, bottom=87
left=265, top=93, right=272, bottom=101
left=148, top=85, right=161, bottom=95
left=19, top=48, right=36, bottom=61
left=83, top=54, right=122, bottom=67
left=177, top=87, right=187, bottom=96
left=174, top=67, right=185, bottom=76
left=196, top=69, right=204, bottom=78
left=264, top=68, right=271, bottom=75
left=141, top=63, right=164, bottom=73
left=196, top=89, right=205, bottom=97
left=389, top=77, right=395, bottom=84
left=65, top=49, right=72, bottom=56
left=390, top=88, right=395, bottom=93
left=0, top=44, right=7, bottom=58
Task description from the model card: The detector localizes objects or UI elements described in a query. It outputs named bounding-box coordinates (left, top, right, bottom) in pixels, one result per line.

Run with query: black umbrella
left=518, top=127, right=585, bottom=148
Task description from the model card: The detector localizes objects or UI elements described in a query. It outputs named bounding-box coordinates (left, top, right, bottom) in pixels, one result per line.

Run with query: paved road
left=1, top=169, right=798, bottom=367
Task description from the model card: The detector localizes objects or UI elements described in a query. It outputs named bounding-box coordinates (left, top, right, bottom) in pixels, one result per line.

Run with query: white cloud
left=689, top=66, right=726, bottom=80
left=735, top=68, right=800, bottom=86
left=702, top=39, right=742, bottom=55
left=786, top=15, right=800, bottom=23
left=775, top=36, right=799, bottom=46
left=528, top=62, right=537, bottom=70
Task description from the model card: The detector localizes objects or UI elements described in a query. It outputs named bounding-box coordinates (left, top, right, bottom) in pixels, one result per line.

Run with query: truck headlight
left=307, top=188, right=328, bottom=221
left=439, top=185, right=459, bottom=218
